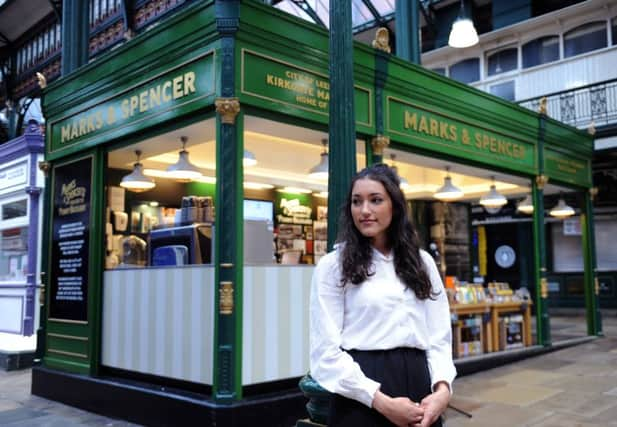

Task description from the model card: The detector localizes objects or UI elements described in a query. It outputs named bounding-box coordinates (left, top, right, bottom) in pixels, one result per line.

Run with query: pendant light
left=166, top=136, right=202, bottom=181
left=308, top=138, right=329, bottom=180
left=517, top=194, right=534, bottom=214
left=434, top=167, right=464, bottom=201
left=549, top=194, right=575, bottom=218
left=243, top=149, right=257, bottom=167
left=390, top=153, right=410, bottom=191
left=448, top=0, right=479, bottom=49
left=120, top=150, right=156, bottom=192
left=479, top=176, right=507, bottom=208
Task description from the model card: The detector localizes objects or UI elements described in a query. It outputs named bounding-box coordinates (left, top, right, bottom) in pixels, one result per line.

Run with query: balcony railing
left=517, top=78, right=617, bottom=130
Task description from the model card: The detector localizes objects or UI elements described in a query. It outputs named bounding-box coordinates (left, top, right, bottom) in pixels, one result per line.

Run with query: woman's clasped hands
left=372, top=383, right=450, bottom=427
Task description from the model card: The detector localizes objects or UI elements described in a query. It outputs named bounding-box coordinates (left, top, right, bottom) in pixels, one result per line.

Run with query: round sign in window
left=495, top=245, right=516, bottom=269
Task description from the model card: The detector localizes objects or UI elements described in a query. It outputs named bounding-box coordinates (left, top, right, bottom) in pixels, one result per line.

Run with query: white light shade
left=243, top=149, right=257, bottom=167
left=166, top=149, right=202, bottom=181
left=312, top=191, right=328, bottom=199
left=244, top=181, right=274, bottom=190
left=434, top=176, right=464, bottom=201
left=120, top=162, right=156, bottom=192
left=277, top=186, right=312, bottom=194
left=550, top=197, right=575, bottom=218
left=479, top=184, right=508, bottom=208
left=517, top=194, right=534, bottom=214
left=308, top=152, right=329, bottom=180
left=448, top=18, right=479, bottom=48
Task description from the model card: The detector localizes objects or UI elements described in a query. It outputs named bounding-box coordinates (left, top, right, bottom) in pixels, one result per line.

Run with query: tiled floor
left=445, top=311, right=617, bottom=427
left=0, top=312, right=615, bottom=426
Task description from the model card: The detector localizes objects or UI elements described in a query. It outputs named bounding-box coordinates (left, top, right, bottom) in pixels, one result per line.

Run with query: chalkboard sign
left=49, top=157, right=92, bottom=322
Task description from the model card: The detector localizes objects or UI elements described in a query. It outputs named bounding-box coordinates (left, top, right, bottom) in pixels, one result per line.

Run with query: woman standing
left=310, top=163, right=456, bottom=427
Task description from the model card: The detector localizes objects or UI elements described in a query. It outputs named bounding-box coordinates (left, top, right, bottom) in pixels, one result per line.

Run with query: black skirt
left=328, top=347, right=443, bottom=427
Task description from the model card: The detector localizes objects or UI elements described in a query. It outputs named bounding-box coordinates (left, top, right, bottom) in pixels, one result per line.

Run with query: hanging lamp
left=243, top=149, right=257, bottom=167
left=516, top=194, right=534, bottom=214
left=120, top=150, right=156, bottom=192
left=166, top=136, right=202, bottom=181
left=479, top=176, right=508, bottom=208
left=448, top=0, right=479, bottom=49
left=433, top=167, right=464, bottom=201
left=308, top=138, right=329, bottom=180
left=390, top=153, right=410, bottom=191
left=549, top=195, right=575, bottom=218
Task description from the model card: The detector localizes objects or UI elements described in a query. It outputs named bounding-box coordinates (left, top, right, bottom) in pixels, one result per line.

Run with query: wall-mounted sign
left=386, top=95, right=536, bottom=174
left=49, top=157, right=93, bottom=322
left=545, top=149, right=591, bottom=187
left=0, top=162, right=27, bottom=192
left=240, top=48, right=372, bottom=129
left=495, top=245, right=516, bottom=269
left=49, top=52, right=215, bottom=155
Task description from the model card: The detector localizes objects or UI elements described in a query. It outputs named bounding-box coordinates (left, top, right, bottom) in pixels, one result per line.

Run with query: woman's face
left=350, top=177, right=393, bottom=245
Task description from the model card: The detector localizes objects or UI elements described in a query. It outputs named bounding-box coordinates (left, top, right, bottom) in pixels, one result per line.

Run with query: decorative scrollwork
left=215, top=98, right=240, bottom=125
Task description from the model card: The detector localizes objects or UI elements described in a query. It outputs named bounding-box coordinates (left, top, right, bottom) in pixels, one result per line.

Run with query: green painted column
left=61, top=0, right=90, bottom=75
left=370, top=46, right=389, bottom=165
left=582, top=189, right=602, bottom=336
left=395, top=0, right=421, bottom=64
left=327, top=0, right=357, bottom=250
left=532, top=105, right=550, bottom=346
left=213, top=0, right=243, bottom=402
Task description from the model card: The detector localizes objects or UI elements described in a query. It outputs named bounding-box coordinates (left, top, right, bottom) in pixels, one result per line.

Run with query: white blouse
left=309, top=247, right=456, bottom=408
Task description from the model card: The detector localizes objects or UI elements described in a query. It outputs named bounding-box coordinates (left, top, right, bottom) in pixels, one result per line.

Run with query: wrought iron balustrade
left=518, top=78, right=617, bottom=130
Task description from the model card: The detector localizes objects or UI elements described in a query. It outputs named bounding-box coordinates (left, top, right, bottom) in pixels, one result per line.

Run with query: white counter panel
left=0, top=287, right=25, bottom=334
left=242, top=265, right=313, bottom=385
left=102, top=267, right=215, bottom=385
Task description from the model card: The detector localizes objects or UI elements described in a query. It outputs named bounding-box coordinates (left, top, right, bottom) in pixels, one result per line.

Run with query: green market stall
left=32, top=1, right=600, bottom=425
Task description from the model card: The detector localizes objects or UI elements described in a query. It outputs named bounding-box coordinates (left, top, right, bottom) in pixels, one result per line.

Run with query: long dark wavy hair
left=337, top=163, right=434, bottom=300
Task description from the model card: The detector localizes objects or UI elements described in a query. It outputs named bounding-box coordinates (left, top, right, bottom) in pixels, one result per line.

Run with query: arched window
left=522, top=36, right=559, bottom=68
left=449, top=58, right=480, bottom=84
left=564, top=21, right=607, bottom=58
left=487, top=48, right=517, bottom=76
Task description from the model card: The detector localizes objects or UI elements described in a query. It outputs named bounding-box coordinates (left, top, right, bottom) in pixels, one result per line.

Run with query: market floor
left=0, top=312, right=615, bottom=427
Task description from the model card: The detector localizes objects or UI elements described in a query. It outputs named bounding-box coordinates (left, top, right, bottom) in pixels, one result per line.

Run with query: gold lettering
left=439, top=121, right=449, bottom=140
left=121, top=100, right=130, bottom=119
left=95, top=111, right=104, bottom=129
left=162, top=81, right=172, bottom=102
left=149, top=86, right=161, bottom=108
left=61, top=125, right=71, bottom=143
left=429, top=119, right=439, bottom=137
left=184, top=72, right=196, bottom=95
left=139, top=90, right=148, bottom=112
left=449, top=125, right=457, bottom=142
left=475, top=132, right=482, bottom=148
left=490, top=137, right=498, bottom=153
left=70, top=123, right=79, bottom=139
left=130, top=95, right=139, bottom=116
left=266, top=74, right=274, bottom=85
left=87, top=115, right=96, bottom=133
left=317, top=90, right=329, bottom=100
left=404, top=111, right=418, bottom=130
left=108, top=106, right=116, bottom=124
left=78, top=119, right=87, bottom=136
left=172, top=76, right=183, bottom=99
left=418, top=116, right=429, bottom=134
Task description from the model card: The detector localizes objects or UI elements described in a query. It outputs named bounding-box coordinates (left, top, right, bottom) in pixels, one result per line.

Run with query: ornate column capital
left=536, top=174, right=549, bottom=190
left=589, top=187, right=599, bottom=200
left=215, top=97, right=240, bottom=125
left=219, top=281, right=234, bottom=315
left=371, top=135, right=390, bottom=156
left=36, top=72, right=47, bottom=89
left=38, top=161, right=50, bottom=177
left=372, top=27, right=391, bottom=53
left=588, top=121, right=596, bottom=136
left=538, top=97, right=547, bottom=115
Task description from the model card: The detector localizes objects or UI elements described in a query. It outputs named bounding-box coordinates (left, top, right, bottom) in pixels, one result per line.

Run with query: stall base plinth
left=0, top=350, right=35, bottom=371
left=32, top=366, right=307, bottom=427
